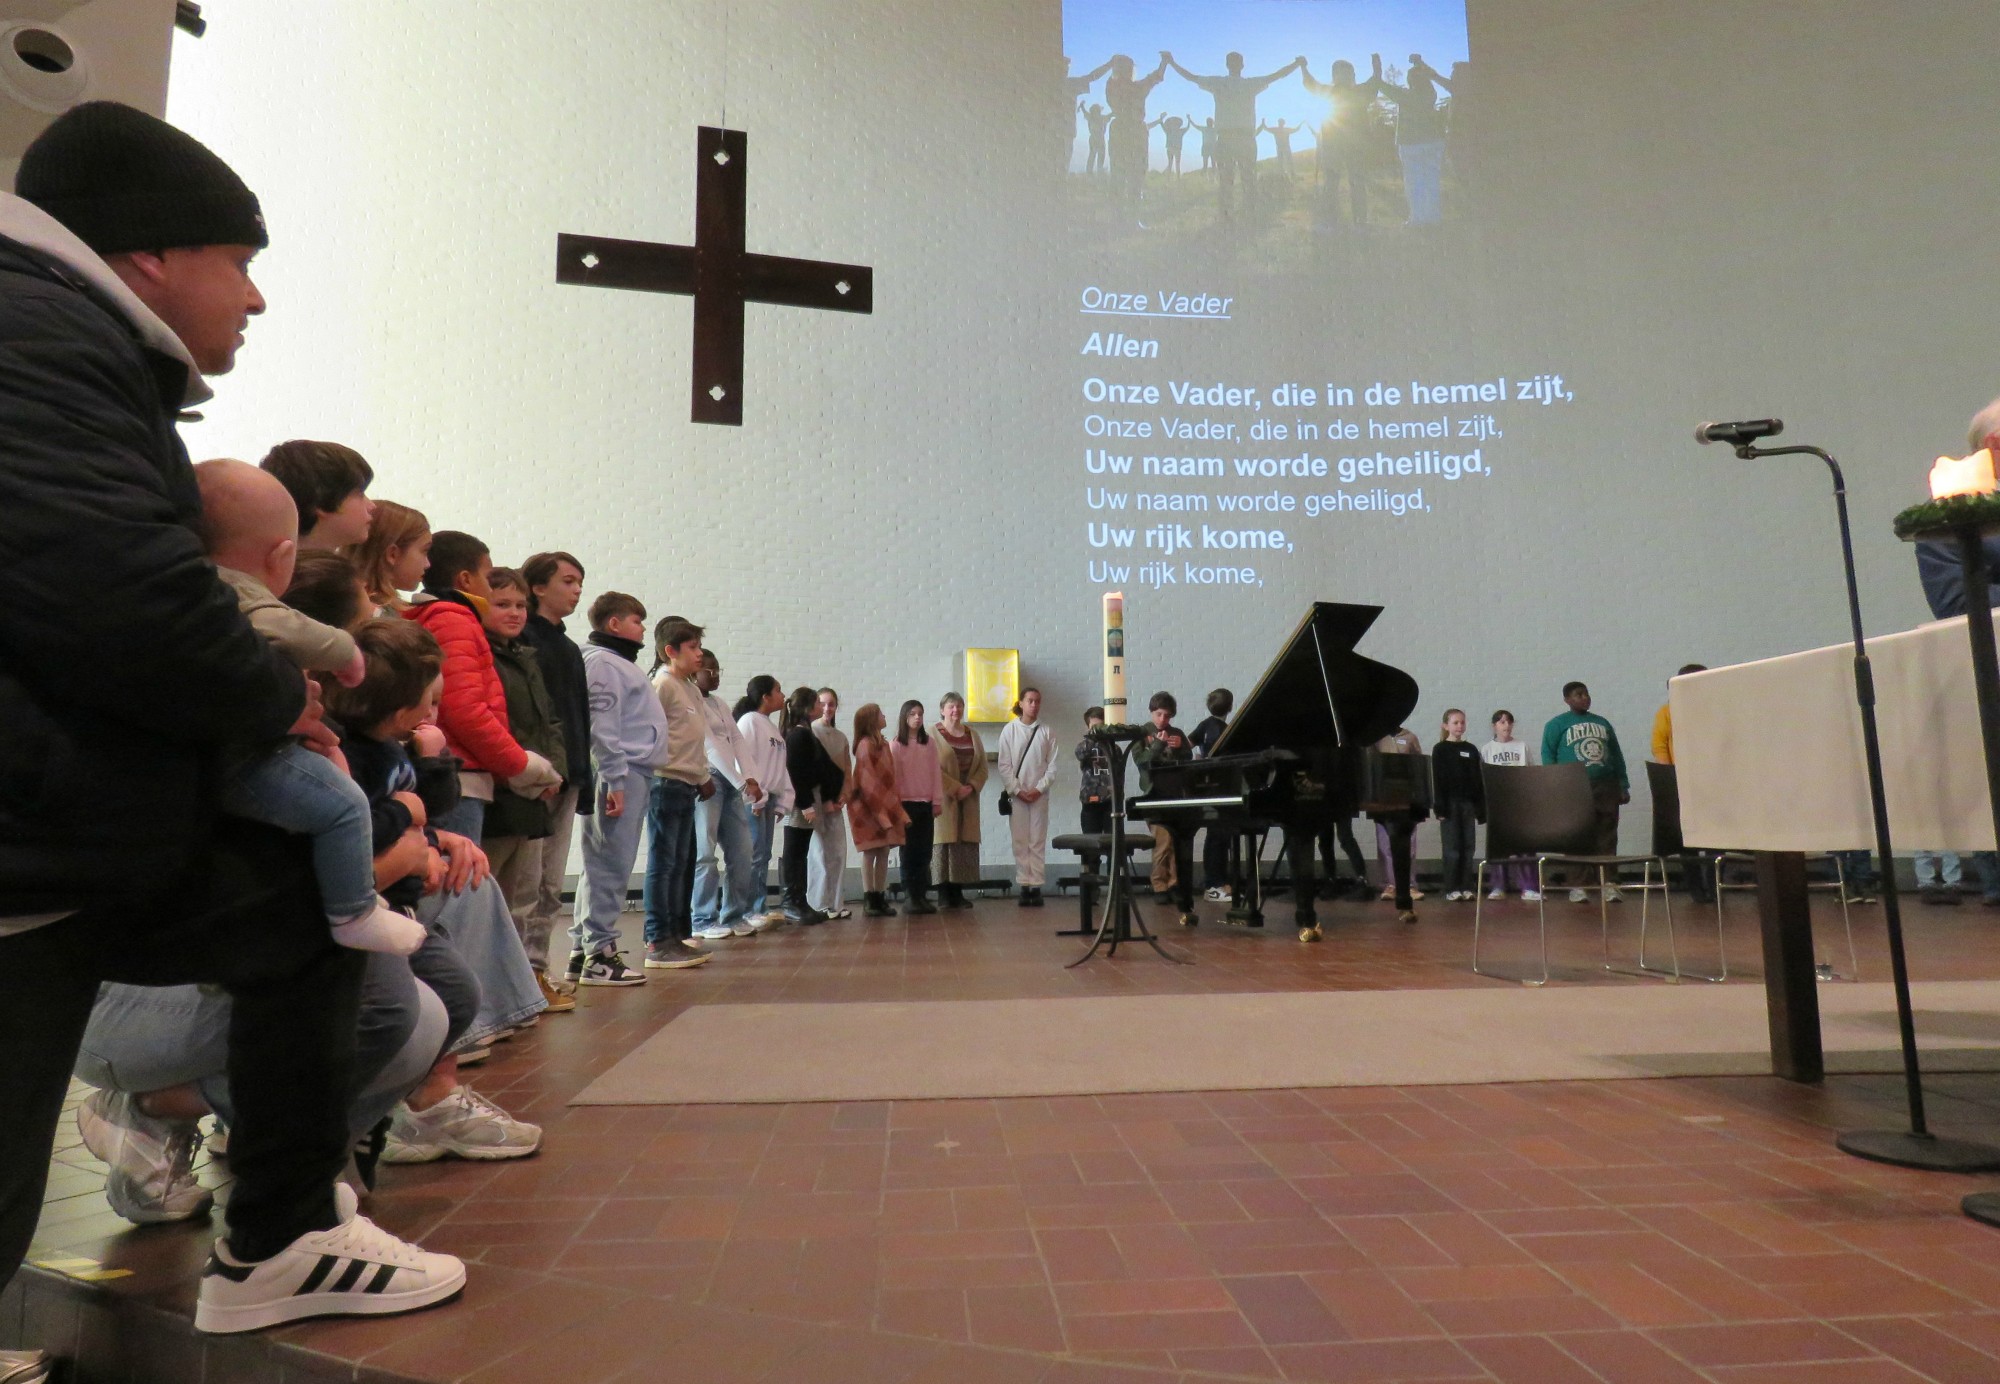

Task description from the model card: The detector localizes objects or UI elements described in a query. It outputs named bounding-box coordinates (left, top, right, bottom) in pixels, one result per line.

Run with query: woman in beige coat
left=932, top=691, right=988, bottom=910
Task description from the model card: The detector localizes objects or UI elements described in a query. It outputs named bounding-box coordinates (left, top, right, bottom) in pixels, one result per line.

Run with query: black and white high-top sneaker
left=194, top=1184, right=465, bottom=1333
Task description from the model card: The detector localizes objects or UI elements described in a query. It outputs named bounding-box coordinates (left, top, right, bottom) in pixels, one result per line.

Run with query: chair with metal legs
left=1648, top=760, right=1855, bottom=981
left=1473, top=762, right=1687, bottom=986
left=1708, top=849, right=1860, bottom=981
left=1642, top=761, right=1727, bottom=981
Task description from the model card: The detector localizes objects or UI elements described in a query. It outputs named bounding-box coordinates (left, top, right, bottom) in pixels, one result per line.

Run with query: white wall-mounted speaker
left=2, top=0, right=175, bottom=188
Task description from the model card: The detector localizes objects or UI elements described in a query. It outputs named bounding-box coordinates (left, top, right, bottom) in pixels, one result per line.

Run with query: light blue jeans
left=574, top=770, right=647, bottom=958
left=746, top=799, right=780, bottom=915
left=415, top=875, right=545, bottom=1048
left=220, top=742, right=375, bottom=922
left=76, top=953, right=446, bottom=1143
left=1915, top=850, right=1962, bottom=888
left=692, top=774, right=756, bottom=930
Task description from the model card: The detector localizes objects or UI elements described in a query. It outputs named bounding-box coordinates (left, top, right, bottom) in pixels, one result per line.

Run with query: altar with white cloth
left=1673, top=612, right=2000, bottom=854
left=1670, top=611, right=2000, bottom=1079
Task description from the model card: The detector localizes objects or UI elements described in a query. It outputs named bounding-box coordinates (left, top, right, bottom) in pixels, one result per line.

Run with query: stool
left=1052, top=831, right=1151, bottom=938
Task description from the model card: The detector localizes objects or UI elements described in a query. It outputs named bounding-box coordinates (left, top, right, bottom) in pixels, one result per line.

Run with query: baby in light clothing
left=196, top=458, right=423, bottom=954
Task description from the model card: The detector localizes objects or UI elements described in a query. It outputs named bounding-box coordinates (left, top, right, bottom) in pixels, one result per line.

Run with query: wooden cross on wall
left=556, top=126, right=873, bottom=426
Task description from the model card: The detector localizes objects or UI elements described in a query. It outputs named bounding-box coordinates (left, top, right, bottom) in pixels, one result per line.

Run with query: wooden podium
left=1671, top=612, right=2000, bottom=1080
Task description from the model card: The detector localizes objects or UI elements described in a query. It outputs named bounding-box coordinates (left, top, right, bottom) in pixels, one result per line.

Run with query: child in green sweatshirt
left=1540, top=681, right=1629, bottom=901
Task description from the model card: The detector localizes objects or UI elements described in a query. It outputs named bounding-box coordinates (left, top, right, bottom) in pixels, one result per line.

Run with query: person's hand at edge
left=434, top=830, right=490, bottom=893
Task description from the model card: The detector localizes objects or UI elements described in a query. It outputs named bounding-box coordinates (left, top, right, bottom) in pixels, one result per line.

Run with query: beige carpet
left=572, top=980, right=2000, bottom=1105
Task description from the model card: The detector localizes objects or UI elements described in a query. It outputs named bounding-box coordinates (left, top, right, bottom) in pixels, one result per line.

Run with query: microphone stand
left=1734, top=441, right=2000, bottom=1172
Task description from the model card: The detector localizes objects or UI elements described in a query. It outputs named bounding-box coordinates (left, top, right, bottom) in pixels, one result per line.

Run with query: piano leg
left=1227, top=827, right=1265, bottom=926
left=1289, top=813, right=1321, bottom=941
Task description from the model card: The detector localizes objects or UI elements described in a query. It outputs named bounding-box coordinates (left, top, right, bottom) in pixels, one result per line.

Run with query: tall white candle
left=1102, top=591, right=1126, bottom=721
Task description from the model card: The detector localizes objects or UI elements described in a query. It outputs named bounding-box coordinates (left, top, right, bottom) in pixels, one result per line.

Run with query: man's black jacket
left=0, top=206, right=303, bottom=913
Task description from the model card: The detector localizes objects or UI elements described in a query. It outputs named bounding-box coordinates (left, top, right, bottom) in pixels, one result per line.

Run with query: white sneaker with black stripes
left=194, top=1183, right=465, bottom=1333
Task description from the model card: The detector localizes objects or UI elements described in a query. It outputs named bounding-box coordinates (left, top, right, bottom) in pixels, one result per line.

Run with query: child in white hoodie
left=733, top=676, right=794, bottom=923
left=569, top=592, right=669, bottom=985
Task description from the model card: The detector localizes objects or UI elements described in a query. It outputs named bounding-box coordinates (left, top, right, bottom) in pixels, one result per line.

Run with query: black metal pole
left=1951, top=527, right=2000, bottom=1219
left=1953, top=530, right=2000, bottom=850
left=1733, top=443, right=2000, bottom=1171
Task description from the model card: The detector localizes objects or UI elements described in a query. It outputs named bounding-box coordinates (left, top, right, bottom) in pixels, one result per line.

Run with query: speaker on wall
left=2, top=0, right=176, bottom=187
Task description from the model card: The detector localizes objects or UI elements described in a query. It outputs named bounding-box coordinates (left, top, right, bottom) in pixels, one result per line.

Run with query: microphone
left=1695, top=418, right=1784, bottom=446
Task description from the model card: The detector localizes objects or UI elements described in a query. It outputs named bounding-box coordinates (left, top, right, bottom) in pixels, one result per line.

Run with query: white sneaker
left=1203, top=886, right=1230, bottom=902
left=381, top=1087, right=542, bottom=1164
left=193, top=1185, right=465, bottom=1333
left=75, top=1088, right=213, bottom=1224
left=694, top=924, right=733, bottom=941
left=1569, top=889, right=1589, bottom=904
left=1487, top=889, right=1506, bottom=900
left=1521, top=889, right=1542, bottom=902
left=1605, top=887, right=1626, bottom=903
left=747, top=913, right=783, bottom=932
left=729, top=920, right=756, bottom=936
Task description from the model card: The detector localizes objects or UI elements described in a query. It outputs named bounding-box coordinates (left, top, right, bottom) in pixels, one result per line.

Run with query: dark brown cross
left=556, top=126, right=873, bottom=426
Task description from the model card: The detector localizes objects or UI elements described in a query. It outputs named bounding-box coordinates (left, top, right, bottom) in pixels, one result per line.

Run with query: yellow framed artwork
left=962, top=648, right=1021, bottom=723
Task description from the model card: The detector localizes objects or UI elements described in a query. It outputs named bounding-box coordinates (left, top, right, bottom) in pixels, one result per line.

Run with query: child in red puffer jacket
left=404, top=530, right=560, bottom=842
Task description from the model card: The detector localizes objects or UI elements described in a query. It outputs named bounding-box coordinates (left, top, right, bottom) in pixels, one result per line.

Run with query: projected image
left=1062, top=0, right=1472, bottom=247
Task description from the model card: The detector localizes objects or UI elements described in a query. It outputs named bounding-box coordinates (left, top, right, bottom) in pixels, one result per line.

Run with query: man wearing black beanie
left=0, top=102, right=465, bottom=1336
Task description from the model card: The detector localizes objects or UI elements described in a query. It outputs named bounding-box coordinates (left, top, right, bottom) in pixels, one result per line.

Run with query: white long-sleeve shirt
left=700, top=690, right=751, bottom=790
left=736, top=710, right=794, bottom=815
left=996, top=717, right=1058, bottom=795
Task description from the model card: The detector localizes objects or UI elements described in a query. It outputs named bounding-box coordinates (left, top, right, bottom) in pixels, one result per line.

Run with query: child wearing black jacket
left=324, top=617, right=544, bottom=1166
left=781, top=685, right=846, bottom=924
left=1431, top=709, right=1486, bottom=902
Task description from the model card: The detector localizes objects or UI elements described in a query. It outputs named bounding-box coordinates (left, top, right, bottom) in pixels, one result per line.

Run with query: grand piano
left=1132, top=602, right=1420, bottom=940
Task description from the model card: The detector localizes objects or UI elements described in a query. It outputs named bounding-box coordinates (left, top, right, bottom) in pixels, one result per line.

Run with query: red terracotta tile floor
left=27, top=885, right=2000, bottom=1382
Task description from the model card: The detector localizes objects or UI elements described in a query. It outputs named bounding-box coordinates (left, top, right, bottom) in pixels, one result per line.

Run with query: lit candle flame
left=1930, top=448, right=1997, bottom=500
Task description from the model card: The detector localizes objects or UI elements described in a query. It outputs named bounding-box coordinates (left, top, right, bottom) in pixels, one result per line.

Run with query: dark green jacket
left=487, top=634, right=567, bottom=838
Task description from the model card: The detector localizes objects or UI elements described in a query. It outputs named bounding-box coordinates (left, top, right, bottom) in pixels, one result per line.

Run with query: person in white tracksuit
left=996, top=688, right=1059, bottom=907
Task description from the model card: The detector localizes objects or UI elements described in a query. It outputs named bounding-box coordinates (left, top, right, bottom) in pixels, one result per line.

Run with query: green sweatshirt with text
left=1539, top=711, right=1628, bottom=790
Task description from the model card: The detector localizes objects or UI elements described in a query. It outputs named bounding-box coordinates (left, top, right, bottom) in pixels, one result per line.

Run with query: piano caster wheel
left=1298, top=926, right=1322, bottom=943
left=1179, top=911, right=1200, bottom=928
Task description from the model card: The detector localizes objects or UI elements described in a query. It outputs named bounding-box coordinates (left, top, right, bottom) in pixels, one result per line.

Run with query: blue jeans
left=692, top=774, right=756, bottom=930
left=432, top=794, right=486, bottom=843
left=415, top=875, right=545, bottom=1048
left=1834, top=850, right=1878, bottom=891
left=746, top=798, right=780, bottom=914
left=1916, top=850, right=1962, bottom=888
left=574, top=771, right=647, bottom=958
left=76, top=951, right=445, bottom=1144
left=220, top=742, right=376, bottom=922
left=643, top=777, right=700, bottom=945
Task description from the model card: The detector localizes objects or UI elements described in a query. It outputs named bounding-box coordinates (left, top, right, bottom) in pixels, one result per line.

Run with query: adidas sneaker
left=194, top=1184, right=464, bottom=1333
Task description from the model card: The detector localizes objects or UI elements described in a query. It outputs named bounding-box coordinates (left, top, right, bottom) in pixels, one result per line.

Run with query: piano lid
left=1208, top=602, right=1419, bottom=759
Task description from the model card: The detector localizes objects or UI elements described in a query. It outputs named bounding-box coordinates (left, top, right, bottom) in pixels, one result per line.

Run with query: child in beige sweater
left=197, top=459, right=422, bottom=954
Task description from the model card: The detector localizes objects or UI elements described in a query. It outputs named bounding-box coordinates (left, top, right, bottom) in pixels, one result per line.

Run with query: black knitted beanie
left=15, top=100, right=266, bottom=255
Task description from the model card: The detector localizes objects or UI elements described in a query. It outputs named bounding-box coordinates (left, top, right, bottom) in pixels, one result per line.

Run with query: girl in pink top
left=889, top=700, right=945, bottom=915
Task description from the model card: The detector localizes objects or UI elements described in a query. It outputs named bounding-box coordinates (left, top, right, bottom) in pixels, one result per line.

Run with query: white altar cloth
left=1672, top=612, right=2000, bottom=853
